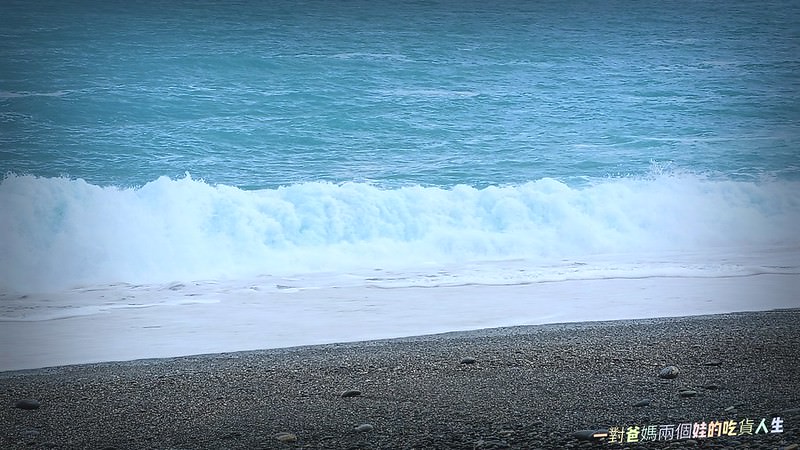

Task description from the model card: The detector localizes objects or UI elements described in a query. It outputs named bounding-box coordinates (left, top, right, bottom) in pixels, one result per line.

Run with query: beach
left=2, top=309, right=798, bottom=449
left=3, top=1, right=800, bottom=448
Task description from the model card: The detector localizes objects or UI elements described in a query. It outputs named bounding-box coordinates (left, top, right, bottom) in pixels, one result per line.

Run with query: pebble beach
left=2, top=309, right=799, bottom=450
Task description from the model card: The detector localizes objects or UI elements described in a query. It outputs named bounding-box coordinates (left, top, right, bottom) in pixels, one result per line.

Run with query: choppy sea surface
left=1, top=0, right=799, bottom=368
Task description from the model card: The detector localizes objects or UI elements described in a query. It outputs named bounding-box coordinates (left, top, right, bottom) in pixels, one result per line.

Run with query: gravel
left=1, top=309, right=798, bottom=449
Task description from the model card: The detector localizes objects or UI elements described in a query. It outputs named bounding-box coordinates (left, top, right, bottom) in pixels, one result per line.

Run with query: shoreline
left=4, top=272, right=799, bottom=373
left=2, top=309, right=799, bottom=449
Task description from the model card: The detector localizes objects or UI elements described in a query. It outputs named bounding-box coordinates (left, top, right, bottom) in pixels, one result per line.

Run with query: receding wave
left=1, top=173, right=798, bottom=292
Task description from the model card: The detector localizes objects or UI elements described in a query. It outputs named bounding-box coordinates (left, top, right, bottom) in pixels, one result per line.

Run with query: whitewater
left=1, top=0, right=799, bottom=370
left=2, top=171, right=798, bottom=371
left=2, top=171, right=799, bottom=292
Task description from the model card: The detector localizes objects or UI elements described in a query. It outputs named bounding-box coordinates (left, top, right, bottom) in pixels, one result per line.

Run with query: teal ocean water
left=1, top=0, right=799, bottom=292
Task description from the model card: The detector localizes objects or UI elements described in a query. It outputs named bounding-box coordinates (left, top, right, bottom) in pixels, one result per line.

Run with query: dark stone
left=658, top=365, right=679, bottom=379
left=460, top=357, right=477, bottom=364
left=340, top=389, right=361, bottom=398
left=572, top=430, right=596, bottom=441
left=13, top=399, right=40, bottom=410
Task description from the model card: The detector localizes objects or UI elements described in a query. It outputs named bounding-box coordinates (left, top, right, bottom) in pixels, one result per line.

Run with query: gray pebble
left=679, top=390, right=697, bottom=397
left=275, top=432, right=297, bottom=443
left=13, top=399, right=40, bottom=410
left=634, top=399, right=651, bottom=407
left=355, top=423, right=374, bottom=433
left=658, top=365, right=679, bottom=379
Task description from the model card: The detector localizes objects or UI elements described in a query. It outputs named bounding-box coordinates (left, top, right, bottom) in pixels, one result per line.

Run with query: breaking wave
left=1, top=172, right=798, bottom=292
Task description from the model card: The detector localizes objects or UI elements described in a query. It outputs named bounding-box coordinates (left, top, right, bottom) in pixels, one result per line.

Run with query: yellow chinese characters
left=604, top=416, right=784, bottom=443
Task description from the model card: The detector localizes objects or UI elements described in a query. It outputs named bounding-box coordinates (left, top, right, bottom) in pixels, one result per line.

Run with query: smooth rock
left=460, top=357, right=477, bottom=364
left=355, top=423, right=374, bottom=433
left=13, top=399, right=41, bottom=410
left=572, top=430, right=596, bottom=441
left=704, top=360, right=722, bottom=366
left=658, top=365, right=679, bottom=379
left=275, top=432, right=297, bottom=443
left=634, top=399, right=651, bottom=407
left=341, top=389, right=361, bottom=398
left=679, top=390, right=697, bottom=397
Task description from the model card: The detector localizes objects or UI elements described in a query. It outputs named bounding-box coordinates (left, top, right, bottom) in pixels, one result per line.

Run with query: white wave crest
left=1, top=173, right=798, bottom=292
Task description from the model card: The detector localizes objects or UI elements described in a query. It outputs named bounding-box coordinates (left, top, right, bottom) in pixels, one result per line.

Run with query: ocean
left=1, top=0, right=799, bottom=369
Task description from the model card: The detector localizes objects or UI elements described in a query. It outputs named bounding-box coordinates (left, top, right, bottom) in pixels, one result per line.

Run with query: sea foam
left=1, top=173, right=798, bottom=292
